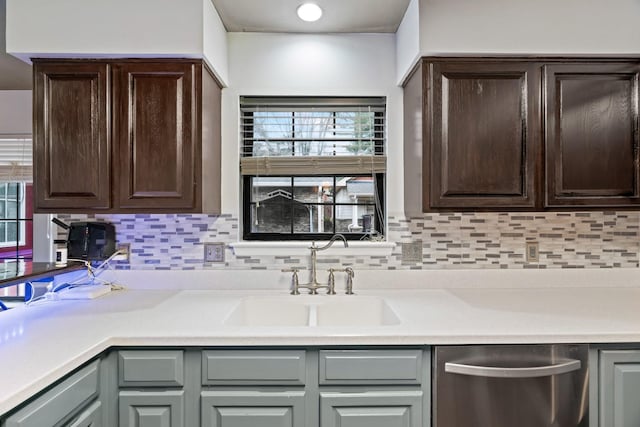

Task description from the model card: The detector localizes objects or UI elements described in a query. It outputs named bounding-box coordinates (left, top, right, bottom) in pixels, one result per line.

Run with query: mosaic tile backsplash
left=55, top=212, right=640, bottom=270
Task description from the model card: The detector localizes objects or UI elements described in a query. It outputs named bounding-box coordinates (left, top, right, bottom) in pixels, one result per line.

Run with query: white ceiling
left=0, top=0, right=413, bottom=90
left=211, top=0, right=412, bottom=33
left=0, top=0, right=32, bottom=90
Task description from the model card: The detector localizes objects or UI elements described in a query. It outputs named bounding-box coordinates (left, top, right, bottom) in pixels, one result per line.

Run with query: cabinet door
left=201, top=390, right=306, bottom=427
left=320, top=390, right=423, bottom=427
left=119, top=391, right=184, bottom=427
left=4, top=360, right=100, bottom=427
left=600, top=350, right=640, bottom=427
left=66, top=401, right=102, bottom=427
left=427, top=61, right=540, bottom=209
left=33, top=62, right=111, bottom=210
left=545, top=63, right=640, bottom=207
left=115, top=62, right=198, bottom=210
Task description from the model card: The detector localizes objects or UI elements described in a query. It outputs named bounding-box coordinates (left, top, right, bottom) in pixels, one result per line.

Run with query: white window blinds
left=0, top=135, right=32, bottom=182
left=240, top=97, right=386, bottom=176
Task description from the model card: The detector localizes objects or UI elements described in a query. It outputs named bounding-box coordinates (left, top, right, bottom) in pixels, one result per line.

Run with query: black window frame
left=243, top=173, right=385, bottom=241
left=241, top=102, right=386, bottom=242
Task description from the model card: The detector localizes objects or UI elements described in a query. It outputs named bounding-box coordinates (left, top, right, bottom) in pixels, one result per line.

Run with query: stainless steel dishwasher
left=433, top=344, right=589, bottom=427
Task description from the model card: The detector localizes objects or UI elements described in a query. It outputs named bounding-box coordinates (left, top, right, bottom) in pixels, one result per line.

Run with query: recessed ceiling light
left=297, top=3, right=323, bottom=22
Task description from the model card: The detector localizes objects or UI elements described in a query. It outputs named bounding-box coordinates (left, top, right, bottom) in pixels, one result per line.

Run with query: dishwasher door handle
left=444, top=359, right=581, bottom=378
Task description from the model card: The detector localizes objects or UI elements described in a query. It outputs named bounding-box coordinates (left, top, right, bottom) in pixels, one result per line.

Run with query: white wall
left=202, top=0, right=229, bottom=86
left=395, top=0, right=420, bottom=85
left=6, top=0, right=203, bottom=59
left=0, top=90, right=30, bottom=134
left=6, top=0, right=230, bottom=86
left=396, top=0, right=640, bottom=82
left=420, top=0, right=640, bottom=56
left=222, top=33, right=404, bottom=216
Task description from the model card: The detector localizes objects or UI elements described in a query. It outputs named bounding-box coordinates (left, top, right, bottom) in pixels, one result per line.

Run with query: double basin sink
left=224, top=295, right=400, bottom=327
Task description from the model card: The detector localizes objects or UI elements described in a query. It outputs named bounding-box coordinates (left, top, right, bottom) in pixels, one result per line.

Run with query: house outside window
left=240, top=97, right=386, bottom=241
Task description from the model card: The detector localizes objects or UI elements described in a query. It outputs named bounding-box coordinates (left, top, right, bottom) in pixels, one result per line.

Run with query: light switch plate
left=204, top=242, right=225, bottom=263
left=526, top=242, right=539, bottom=263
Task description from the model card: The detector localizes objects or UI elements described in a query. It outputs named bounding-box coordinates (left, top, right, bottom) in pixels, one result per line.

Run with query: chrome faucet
left=282, top=234, right=353, bottom=295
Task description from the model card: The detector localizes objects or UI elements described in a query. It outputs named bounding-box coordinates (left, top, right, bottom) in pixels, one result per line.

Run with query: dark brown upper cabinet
left=114, top=62, right=196, bottom=210
left=404, top=57, right=640, bottom=212
left=427, top=61, right=540, bottom=210
left=33, top=59, right=221, bottom=213
left=545, top=63, right=640, bottom=207
left=33, top=62, right=111, bottom=210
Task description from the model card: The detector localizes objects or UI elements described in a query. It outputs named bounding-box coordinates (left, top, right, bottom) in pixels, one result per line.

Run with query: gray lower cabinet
left=201, top=390, right=306, bottom=427
left=599, top=349, right=640, bottom=427
left=318, top=349, right=428, bottom=427
left=3, top=360, right=101, bottom=427
left=118, top=390, right=184, bottom=427
left=320, top=391, right=423, bottom=427
left=117, top=350, right=187, bottom=427
left=2, top=347, right=430, bottom=427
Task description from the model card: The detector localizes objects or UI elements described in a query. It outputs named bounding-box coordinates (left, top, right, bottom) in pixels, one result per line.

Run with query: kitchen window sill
left=230, top=241, right=396, bottom=257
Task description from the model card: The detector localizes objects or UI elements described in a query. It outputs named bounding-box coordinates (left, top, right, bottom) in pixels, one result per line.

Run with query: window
left=0, top=183, right=32, bottom=253
left=241, top=97, right=386, bottom=241
left=0, top=136, right=34, bottom=302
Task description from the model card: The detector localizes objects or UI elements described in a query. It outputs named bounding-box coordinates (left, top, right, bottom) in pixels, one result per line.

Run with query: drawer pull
left=445, top=359, right=581, bottom=378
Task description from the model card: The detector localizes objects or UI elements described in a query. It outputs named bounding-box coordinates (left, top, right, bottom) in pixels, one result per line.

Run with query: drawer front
left=119, top=391, right=184, bottom=427
left=319, top=349, right=423, bottom=385
left=201, top=391, right=306, bottom=427
left=320, top=391, right=423, bottom=427
left=118, top=350, right=184, bottom=387
left=4, top=360, right=100, bottom=427
left=202, top=350, right=306, bottom=386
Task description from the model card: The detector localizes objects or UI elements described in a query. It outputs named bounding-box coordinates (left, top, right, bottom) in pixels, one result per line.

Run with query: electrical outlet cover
left=204, top=243, right=225, bottom=263
left=114, top=243, right=130, bottom=263
left=402, top=241, right=423, bottom=263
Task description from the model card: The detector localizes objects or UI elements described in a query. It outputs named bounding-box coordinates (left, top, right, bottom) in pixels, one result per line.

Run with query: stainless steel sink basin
left=224, top=295, right=400, bottom=327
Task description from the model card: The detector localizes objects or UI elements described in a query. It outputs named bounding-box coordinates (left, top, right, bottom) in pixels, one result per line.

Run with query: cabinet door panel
left=320, top=391, right=422, bottom=427
left=600, top=350, right=640, bottom=427
left=66, top=401, right=102, bottom=427
left=119, top=391, right=184, bottom=427
left=202, top=350, right=306, bottom=386
left=4, top=361, right=100, bottom=427
left=428, top=62, right=540, bottom=209
left=33, top=62, right=111, bottom=210
left=116, top=62, right=197, bottom=210
left=319, top=349, right=422, bottom=385
left=118, top=350, right=184, bottom=387
left=545, top=63, right=640, bottom=207
left=201, top=390, right=305, bottom=427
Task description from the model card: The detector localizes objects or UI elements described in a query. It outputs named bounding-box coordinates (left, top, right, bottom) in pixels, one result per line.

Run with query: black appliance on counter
left=52, top=219, right=116, bottom=261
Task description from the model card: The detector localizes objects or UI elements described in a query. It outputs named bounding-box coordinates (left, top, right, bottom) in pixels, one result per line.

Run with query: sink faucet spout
left=282, top=235, right=353, bottom=295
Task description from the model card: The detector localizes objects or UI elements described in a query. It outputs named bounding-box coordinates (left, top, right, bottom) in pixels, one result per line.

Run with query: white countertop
left=1, top=268, right=640, bottom=415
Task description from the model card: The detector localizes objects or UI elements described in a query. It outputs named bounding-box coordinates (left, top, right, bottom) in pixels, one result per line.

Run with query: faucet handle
left=326, top=269, right=337, bottom=295
left=282, top=268, right=301, bottom=295
left=344, top=267, right=355, bottom=295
